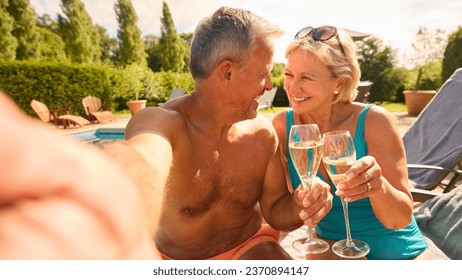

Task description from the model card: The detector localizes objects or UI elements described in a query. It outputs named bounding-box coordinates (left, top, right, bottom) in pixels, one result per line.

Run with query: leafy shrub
left=0, top=61, right=111, bottom=116
left=0, top=61, right=196, bottom=114
left=442, top=27, right=462, bottom=82
left=406, top=27, right=446, bottom=90
left=403, top=61, right=443, bottom=91
left=111, top=69, right=195, bottom=109
left=270, top=63, right=289, bottom=107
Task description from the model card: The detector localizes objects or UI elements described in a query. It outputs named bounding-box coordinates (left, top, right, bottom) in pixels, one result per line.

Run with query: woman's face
left=284, top=49, right=340, bottom=114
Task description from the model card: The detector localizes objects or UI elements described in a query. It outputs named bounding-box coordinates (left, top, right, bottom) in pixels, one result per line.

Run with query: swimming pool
left=68, top=127, right=125, bottom=143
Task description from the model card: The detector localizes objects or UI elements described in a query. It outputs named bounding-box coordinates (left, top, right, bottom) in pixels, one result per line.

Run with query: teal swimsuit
left=286, top=106, right=428, bottom=260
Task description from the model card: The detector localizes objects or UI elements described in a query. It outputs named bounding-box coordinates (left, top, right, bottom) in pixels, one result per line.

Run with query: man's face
left=232, top=41, right=275, bottom=120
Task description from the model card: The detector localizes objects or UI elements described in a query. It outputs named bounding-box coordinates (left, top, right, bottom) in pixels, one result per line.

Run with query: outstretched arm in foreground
left=0, top=92, right=159, bottom=259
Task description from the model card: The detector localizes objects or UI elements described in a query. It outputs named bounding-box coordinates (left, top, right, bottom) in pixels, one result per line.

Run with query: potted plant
left=122, top=65, right=152, bottom=115
left=403, top=27, right=447, bottom=115
left=127, top=91, right=147, bottom=115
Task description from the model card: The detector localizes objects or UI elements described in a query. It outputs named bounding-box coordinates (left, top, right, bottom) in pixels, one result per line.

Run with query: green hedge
left=110, top=67, right=194, bottom=110
left=270, top=71, right=289, bottom=107
left=0, top=61, right=112, bottom=116
left=0, top=61, right=195, bottom=117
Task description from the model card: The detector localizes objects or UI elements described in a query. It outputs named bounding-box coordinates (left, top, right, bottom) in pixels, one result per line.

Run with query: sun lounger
left=82, top=96, right=116, bottom=123
left=158, top=88, right=186, bottom=106
left=403, top=68, right=462, bottom=198
left=257, top=88, right=277, bottom=112
left=31, top=99, right=90, bottom=129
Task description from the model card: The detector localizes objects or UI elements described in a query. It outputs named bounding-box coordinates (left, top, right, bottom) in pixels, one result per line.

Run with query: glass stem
left=301, top=179, right=316, bottom=242
left=306, top=225, right=315, bottom=241
left=340, top=197, right=354, bottom=246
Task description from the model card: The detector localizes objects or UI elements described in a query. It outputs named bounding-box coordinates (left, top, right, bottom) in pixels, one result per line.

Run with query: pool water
left=69, top=128, right=125, bottom=143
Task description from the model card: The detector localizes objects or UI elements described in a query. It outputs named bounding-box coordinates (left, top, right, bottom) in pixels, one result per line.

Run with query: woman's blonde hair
left=285, top=28, right=361, bottom=103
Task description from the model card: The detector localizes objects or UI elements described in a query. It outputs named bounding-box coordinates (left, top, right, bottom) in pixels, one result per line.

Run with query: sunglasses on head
left=294, top=26, right=345, bottom=55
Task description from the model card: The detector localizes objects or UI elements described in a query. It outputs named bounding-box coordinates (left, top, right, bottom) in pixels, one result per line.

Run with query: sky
left=30, top=0, right=462, bottom=67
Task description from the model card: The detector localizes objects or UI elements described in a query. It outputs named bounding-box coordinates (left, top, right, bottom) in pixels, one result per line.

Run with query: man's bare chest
left=168, top=142, right=268, bottom=217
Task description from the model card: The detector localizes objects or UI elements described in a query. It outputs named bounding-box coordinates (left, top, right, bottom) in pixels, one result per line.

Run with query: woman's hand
left=335, top=156, right=384, bottom=202
left=296, top=177, right=333, bottom=226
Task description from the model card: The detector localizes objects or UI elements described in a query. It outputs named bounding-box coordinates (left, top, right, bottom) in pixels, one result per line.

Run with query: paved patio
left=52, top=110, right=418, bottom=138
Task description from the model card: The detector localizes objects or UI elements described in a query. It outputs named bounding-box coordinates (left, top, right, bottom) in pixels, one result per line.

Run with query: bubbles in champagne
left=323, top=158, right=355, bottom=186
left=289, top=140, right=322, bottom=189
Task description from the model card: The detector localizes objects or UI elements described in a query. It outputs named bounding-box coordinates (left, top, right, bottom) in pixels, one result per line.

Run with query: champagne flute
left=289, top=124, right=329, bottom=254
left=321, top=130, right=370, bottom=258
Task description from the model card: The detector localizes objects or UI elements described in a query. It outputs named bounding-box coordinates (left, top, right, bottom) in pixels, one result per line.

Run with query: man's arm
left=0, top=93, right=158, bottom=259
left=107, top=107, right=176, bottom=238
left=258, top=123, right=332, bottom=232
left=101, top=137, right=170, bottom=238
left=0, top=92, right=166, bottom=259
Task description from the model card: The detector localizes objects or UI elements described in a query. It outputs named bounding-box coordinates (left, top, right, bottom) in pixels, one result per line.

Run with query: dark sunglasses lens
left=294, top=27, right=314, bottom=39
left=313, top=26, right=337, bottom=41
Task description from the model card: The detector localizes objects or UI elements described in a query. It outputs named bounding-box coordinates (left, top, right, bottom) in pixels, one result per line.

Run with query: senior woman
left=272, top=26, right=431, bottom=260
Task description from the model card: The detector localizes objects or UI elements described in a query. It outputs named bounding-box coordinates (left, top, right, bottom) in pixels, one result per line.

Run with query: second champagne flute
left=321, top=130, right=370, bottom=258
left=289, top=124, right=329, bottom=254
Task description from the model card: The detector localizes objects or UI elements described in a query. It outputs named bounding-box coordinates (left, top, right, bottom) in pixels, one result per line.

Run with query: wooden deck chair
left=257, top=88, right=277, bottom=112
left=81, top=96, right=116, bottom=123
left=158, top=88, right=186, bottom=106
left=31, top=99, right=90, bottom=129
left=403, top=68, right=462, bottom=201
left=354, top=81, right=373, bottom=103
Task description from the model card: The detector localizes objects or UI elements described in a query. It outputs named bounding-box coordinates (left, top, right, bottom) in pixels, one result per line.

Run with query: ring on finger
left=366, top=181, right=372, bottom=192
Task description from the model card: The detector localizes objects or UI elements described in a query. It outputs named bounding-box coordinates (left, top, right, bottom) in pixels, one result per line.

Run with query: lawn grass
left=263, top=102, right=408, bottom=114
left=377, top=102, right=407, bottom=112
left=113, top=109, right=131, bottom=116
left=115, top=102, right=408, bottom=116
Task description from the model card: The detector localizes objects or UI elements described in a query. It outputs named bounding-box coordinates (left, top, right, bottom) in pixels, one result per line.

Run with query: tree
left=406, top=27, right=447, bottom=90
left=58, top=0, right=101, bottom=64
left=179, top=32, right=192, bottom=72
left=145, top=34, right=161, bottom=71
left=36, top=27, right=68, bottom=62
left=37, top=14, right=60, bottom=33
left=95, top=24, right=118, bottom=66
left=114, top=0, right=146, bottom=67
left=442, top=27, right=462, bottom=82
left=6, top=0, right=40, bottom=60
left=35, top=13, right=67, bottom=62
left=0, top=0, right=17, bottom=60
left=158, top=1, right=186, bottom=72
left=356, top=37, right=404, bottom=102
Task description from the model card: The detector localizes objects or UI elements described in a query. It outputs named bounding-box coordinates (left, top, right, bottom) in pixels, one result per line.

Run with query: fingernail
left=346, top=172, right=353, bottom=179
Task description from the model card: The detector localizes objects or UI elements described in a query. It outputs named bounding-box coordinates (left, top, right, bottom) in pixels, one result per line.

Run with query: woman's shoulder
left=365, top=103, right=394, bottom=124
left=350, top=102, right=392, bottom=123
left=272, top=109, right=292, bottom=133
left=354, top=103, right=400, bottom=140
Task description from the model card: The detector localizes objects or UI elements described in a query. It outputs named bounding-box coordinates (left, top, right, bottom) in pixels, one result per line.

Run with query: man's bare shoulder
left=237, top=114, right=278, bottom=144
left=238, top=114, right=274, bottom=130
left=125, top=106, right=185, bottom=140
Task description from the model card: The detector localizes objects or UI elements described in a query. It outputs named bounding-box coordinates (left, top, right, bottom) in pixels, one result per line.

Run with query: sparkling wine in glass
left=322, top=130, right=370, bottom=258
left=289, top=124, right=329, bottom=254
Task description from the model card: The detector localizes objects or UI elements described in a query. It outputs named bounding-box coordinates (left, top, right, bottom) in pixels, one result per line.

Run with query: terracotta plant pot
left=403, top=90, right=436, bottom=116
left=127, top=100, right=147, bottom=115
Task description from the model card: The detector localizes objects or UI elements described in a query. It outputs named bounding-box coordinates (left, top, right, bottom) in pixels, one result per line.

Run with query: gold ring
left=366, top=181, right=372, bottom=192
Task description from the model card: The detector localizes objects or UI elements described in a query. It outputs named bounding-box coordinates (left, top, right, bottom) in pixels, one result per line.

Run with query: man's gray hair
left=190, top=7, right=283, bottom=79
